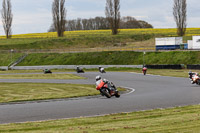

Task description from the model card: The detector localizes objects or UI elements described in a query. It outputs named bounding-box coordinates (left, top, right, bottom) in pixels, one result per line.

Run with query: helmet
left=96, top=75, right=101, bottom=81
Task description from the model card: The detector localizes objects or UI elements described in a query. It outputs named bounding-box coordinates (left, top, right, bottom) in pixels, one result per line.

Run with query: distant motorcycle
left=142, top=66, right=147, bottom=75
left=96, top=79, right=120, bottom=98
left=189, top=71, right=200, bottom=85
left=43, top=69, right=52, bottom=74
left=99, top=66, right=106, bottom=73
left=76, top=66, right=85, bottom=73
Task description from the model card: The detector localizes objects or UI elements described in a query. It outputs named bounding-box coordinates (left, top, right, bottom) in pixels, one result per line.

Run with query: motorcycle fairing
left=96, top=80, right=105, bottom=90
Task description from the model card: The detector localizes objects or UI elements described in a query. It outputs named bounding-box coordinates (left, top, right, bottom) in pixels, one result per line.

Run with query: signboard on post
left=155, top=37, right=182, bottom=50
left=155, top=37, right=182, bottom=46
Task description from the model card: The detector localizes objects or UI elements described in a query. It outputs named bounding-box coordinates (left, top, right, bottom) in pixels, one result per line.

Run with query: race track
left=1, top=72, right=200, bottom=124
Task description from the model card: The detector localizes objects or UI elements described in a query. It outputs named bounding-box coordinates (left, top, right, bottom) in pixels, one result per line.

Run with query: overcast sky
left=0, top=0, right=199, bottom=35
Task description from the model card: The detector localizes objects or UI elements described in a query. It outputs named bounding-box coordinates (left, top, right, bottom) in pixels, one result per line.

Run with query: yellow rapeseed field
left=0, top=28, right=199, bottom=39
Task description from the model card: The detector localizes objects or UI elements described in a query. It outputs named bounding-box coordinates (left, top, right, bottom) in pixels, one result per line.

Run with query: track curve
left=0, top=72, right=200, bottom=124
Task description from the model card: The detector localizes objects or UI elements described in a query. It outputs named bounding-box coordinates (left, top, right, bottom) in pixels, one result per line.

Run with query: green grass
left=0, top=83, right=97, bottom=103
left=106, top=68, right=192, bottom=78
left=0, top=82, right=125, bottom=103
left=129, top=69, right=193, bottom=78
left=0, top=32, right=154, bottom=50
left=0, top=69, right=77, bottom=74
left=0, top=70, right=43, bottom=74
left=0, top=73, right=84, bottom=80
left=1, top=105, right=200, bottom=132
left=105, top=67, right=200, bottom=78
left=0, top=53, right=24, bottom=66
left=15, top=51, right=200, bottom=66
left=0, top=68, right=195, bottom=78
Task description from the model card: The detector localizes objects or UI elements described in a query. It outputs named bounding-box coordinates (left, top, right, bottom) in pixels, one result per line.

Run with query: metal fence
left=10, top=65, right=143, bottom=70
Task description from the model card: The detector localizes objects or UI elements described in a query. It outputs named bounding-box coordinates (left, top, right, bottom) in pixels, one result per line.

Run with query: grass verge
left=0, top=73, right=84, bottom=80
left=106, top=67, right=195, bottom=78
left=0, top=68, right=197, bottom=78
left=0, top=83, right=125, bottom=103
left=132, top=69, right=192, bottom=78
left=0, top=69, right=76, bottom=74
left=0, top=83, right=97, bottom=103
left=1, top=105, right=200, bottom=132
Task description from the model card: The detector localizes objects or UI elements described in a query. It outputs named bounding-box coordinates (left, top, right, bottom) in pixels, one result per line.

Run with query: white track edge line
left=120, top=86, right=135, bottom=95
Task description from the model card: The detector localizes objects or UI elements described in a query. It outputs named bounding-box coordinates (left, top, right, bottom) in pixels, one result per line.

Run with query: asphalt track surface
left=1, top=72, right=200, bottom=124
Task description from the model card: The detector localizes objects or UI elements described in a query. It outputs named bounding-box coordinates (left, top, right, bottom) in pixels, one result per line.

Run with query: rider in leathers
left=95, top=75, right=116, bottom=95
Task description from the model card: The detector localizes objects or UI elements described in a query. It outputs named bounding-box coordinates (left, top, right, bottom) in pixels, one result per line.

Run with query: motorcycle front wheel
left=143, top=71, right=146, bottom=75
left=197, top=79, right=200, bottom=85
left=101, top=88, right=111, bottom=98
left=115, top=91, right=120, bottom=98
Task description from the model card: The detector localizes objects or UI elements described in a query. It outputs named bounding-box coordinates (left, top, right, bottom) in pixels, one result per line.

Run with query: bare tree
left=52, top=0, right=66, bottom=37
left=1, top=0, right=13, bottom=39
left=105, top=0, right=120, bottom=35
left=173, top=0, right=187, bottom=36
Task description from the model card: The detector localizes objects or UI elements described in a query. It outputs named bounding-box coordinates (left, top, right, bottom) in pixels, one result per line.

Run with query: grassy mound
left=16, top=51, right=200, bottom=66
left=1, top=105, right=200, bottom=132
left=0, top=53, right=23, bottom=66
left=0, top=83, right=96, bottom=103
left=0, top=28, right=199, bottom=50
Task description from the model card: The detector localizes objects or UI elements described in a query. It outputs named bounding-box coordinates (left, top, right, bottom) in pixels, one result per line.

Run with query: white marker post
left=143, top=51, right=146, bottom=66
left=10, top=49, right=14, bottom=63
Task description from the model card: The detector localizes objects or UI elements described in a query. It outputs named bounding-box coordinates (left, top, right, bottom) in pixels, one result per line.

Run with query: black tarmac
left=0, top=72, right=200, bottom=124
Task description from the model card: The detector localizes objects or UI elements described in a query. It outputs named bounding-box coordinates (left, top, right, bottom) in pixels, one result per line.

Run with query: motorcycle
left=96, top=79, right=120, bottom=98
left=99, top=66, right=106, bottom=73
left=43, top=69, right=52, bottom=74
left=76, top=66, right=85, bottom=73
left=189, top=71, right=200, bottom=85
left=142, top=67, right=147, bottom=75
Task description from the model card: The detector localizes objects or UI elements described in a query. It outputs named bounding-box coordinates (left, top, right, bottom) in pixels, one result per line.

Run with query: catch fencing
left=146, top=64, right=185, bottom=69
left=187, top=65, right=200, bottom=70
left=7, top=65, right=143, bottom=70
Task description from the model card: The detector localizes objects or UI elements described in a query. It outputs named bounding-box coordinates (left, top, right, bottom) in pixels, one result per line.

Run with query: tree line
left=1, top=0, right=187, bottom=38
left=48, top=16, right=153, bottom=32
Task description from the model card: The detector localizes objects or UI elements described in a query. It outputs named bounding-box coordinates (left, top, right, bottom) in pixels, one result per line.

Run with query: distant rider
left=99, top=66, right=105, bottom=73
left=188, top=71, right=195, bottom=79
left=76, top=66, right=84, bottom=73
left=142, top=65, right=147, bottom=75
left=189, top=71, right=199, bottom=84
